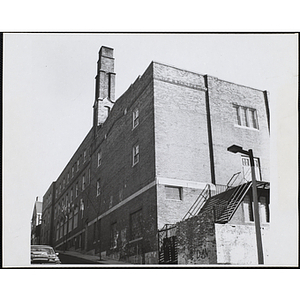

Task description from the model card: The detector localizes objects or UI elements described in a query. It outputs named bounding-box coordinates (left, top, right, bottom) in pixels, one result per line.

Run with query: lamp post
left=227, top=144, right=264, bottom=265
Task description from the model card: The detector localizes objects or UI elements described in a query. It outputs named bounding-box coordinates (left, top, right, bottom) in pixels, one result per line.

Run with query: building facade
left=31, top=198, right=43, bottom=245
left=40, top=182, right=56, bottom=246
left=163, top=181, right=270, bottom=265
left=40, top=46, right=270, bottom=264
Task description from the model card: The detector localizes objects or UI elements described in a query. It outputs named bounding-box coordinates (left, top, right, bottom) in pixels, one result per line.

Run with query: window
left=83, top=150, right=87, bottom=163
left=82, top=174, right=86, bottom=190
left=93, top=220, right=101, bottom=243
left=72, top=166, right=74, bottom=178
left=234, top=105, right=259, bottom=129
left=249, top=108, right=259, bottom=129
left=165, top=186, right=182, bottom=200
left=110, top=222, right=118, bottom=248
left=243, top=195, right=270, bottom=223
left=243, top=195, right=257, bottom=223
left=79, top=234, right=82, bottom=249
left=68, top=211, right=73, bottom=233
left=67, top=172, right=70, bottom=183
left=63, top=178, right=65, bottom=189
left=130, top=210, right=142, bottom=240
left=97, top=151, right=102, bottom=167
left=80, top=199, right=84, bottom=218
left=133, top=144, right=139, bottom=166
left=73, top=206, right=79, bottom=228
left=63, top=217, right=68, bottom=236
left=77, top=159, right=80, bottom=172
left=75, top=183, right=79, bottom=197
left=93, top=222, right=97, bottom=243
left=70, top=188, right=73, bottom=201
left=60, top=219, right=64, bottom=239
left=241, top=156, right=261, bottom=181
left=259, top=196, right=270, bottom=223
left=133, top=108, right=139, bottom=129
left=96, top=180, right=101, bottom=196
left=56, top=223, right=59, bottom=241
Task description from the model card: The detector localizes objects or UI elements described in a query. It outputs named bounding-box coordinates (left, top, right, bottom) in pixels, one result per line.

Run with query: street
left=31, top=253, right=98, bottom=265
left=58, top=252, right=98, bottom=264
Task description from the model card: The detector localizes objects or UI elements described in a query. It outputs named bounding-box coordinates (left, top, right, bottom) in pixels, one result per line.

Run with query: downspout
left=204, top=75, right=216, bottom=185
left=263, top=90, right=270, bottom=133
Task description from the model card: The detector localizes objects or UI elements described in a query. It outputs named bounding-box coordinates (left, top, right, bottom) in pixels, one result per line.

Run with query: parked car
left=31, top=245, right=61, bottom=264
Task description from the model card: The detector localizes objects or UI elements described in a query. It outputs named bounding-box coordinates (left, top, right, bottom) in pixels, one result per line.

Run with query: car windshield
left=31, top=247, right=55, bottom=254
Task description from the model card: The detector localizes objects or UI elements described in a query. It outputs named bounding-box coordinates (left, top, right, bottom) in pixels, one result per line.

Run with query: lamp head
left=227, top=145, right=244, bottom=153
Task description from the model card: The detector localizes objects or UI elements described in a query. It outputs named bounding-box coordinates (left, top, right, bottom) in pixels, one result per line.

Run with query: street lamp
left=227, top=144, right=264, bottom=265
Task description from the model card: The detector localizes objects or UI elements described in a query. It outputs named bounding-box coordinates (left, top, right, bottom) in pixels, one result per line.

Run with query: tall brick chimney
left=93, top=46, right=116, bottom=129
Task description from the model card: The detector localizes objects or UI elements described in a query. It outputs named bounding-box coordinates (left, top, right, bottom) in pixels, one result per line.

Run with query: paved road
left=58, top=253, right=97, bottom=264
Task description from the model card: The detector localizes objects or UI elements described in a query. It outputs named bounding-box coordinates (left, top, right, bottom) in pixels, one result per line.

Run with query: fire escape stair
left=182, top=184, right=211, bottom=221
left=193, top=182, right=252, bottom=224
left=215, top=182, right=252, bottom=223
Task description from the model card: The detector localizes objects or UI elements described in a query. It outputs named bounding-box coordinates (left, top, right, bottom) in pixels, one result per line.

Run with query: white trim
left=87, top=177, right=214, bottom=227
left=156, top=177, right=215, bottom=190
left=132, top=107, right=139, bottom=129
left=234, top=124, right=259, bottom=131
left=56, top=229, right=85, bottom=248
left=129, top=237, right=143, bottom=244
left=88, top=180, right=156, bottom=227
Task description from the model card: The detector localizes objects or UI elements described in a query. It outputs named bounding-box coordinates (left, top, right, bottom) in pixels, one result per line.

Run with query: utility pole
left=227, top=145, right=264, bottom=264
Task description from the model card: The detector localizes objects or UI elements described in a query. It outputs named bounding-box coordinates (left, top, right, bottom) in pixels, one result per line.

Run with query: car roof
left=31, top=245, right=54, bottom=249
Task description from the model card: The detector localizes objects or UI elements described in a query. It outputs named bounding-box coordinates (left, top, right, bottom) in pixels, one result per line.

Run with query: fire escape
left=158, top=170, right=269, bottom=264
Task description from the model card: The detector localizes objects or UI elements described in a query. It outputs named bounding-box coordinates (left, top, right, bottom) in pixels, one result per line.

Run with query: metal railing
left=182, top=184, right=211, bottom=221
left=215, top=182, right=252, bottom=223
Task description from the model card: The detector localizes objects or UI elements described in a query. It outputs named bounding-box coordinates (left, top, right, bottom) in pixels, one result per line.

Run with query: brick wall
left=83, top=63, right=158, bottom=262
left=41, top=182, right=56, bottom=246
left=96, top=186, right=158, bottom=263
left=153, top=62, right=211, bottom=183
left=207, top=76, right=270, bottom=185
left=177, top=210, right=217, bottom=264
left=53, top=129, right=93, bottom=249
left=48, top=52, right=270, bottom=264
left=153, top=62, right=213, bottom=229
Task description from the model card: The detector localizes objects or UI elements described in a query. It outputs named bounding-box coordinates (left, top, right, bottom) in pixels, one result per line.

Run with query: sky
left=3, top=33, right=298, bottom=267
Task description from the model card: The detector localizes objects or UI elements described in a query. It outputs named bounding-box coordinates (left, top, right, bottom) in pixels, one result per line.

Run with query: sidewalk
left=58, top=250, right=131, bottom=265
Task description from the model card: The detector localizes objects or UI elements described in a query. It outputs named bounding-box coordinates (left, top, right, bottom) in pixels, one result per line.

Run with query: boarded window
left=97, top=179, right=101, bottom=196
left=111, top=222, right=118, bottom=248
left=68, top=211, right=73, bottom=233
left=259, top=196, right=270, bottom=223
left=56, top=223, right=59, bottom=241
left=97, top=151, right=102, bottom=167
left=76, top=183, right=79, bottom=197
left=243, top=195, right=254, bottom=222
left=165, top=186, right=182, bottom=200
left=130, top=210, right=142, bottom=240
left=73, top=206, right=79, bottom=228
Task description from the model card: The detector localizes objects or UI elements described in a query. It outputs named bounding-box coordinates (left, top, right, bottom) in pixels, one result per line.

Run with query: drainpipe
left=204, top=75, right=216, bottom=185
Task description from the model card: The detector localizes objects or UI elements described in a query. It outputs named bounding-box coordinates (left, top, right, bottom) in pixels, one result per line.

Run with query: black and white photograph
left=3, top=33, right=298, bottom=268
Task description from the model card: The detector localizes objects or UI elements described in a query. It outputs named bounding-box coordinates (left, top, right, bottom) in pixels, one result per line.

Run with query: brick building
left=40, top=182, right=55, bottom=247
left=31, top=198, right=43, bottom=245
left=40, top=46, right=270, bottom=264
